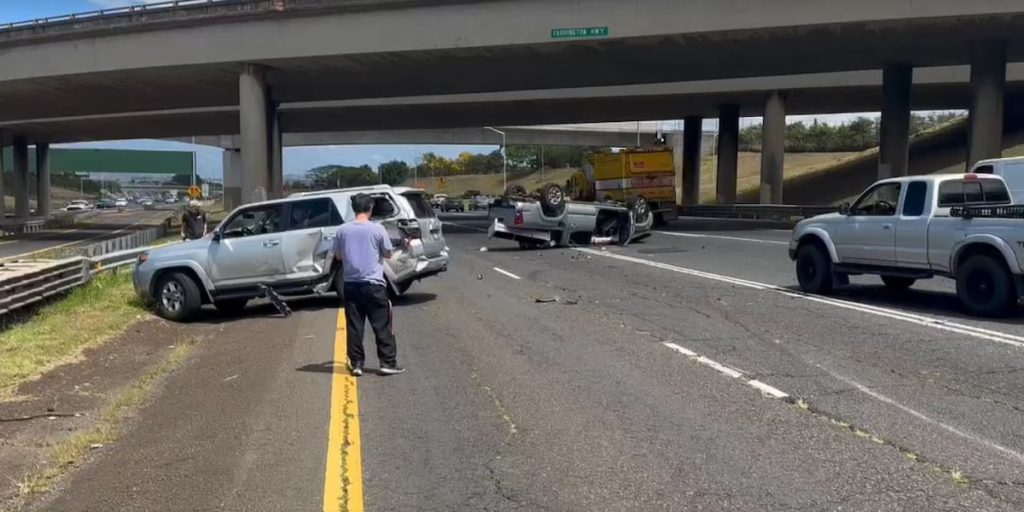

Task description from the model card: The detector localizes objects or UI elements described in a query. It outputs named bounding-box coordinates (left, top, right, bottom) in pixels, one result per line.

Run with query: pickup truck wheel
left=540, top=183, right=567, bottom=217
left=504, top=184, right=527, bottom=199
left=155, top=272, right=202, bottom=322
left=214, top=298, right=249, bottom=316
left=881, top=276, right=915, bottom=291
left=795, top=244, right=834, bottom=294
left=957, top=255, right=1015, bottom=316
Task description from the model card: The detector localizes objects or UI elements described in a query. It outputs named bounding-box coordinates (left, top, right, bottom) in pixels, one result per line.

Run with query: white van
left=969, top=156, right=1024, bottom=203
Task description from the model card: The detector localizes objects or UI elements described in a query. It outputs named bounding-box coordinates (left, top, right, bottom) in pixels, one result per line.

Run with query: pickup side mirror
left=838, top=202, right=851, bottom=215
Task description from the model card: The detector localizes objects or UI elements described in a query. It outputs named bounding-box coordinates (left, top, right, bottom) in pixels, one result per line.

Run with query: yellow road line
left=324, top=309, right=364, bottom=512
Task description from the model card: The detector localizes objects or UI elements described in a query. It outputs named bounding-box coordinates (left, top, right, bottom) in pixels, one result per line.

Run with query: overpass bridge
left=0, top=0, right=1023, bottom=209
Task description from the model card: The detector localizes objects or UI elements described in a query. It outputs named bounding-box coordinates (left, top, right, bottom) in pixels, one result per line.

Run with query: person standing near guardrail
left=334, top=193, right=405, bottom=377
left=181, top=200, right=208, bottom=241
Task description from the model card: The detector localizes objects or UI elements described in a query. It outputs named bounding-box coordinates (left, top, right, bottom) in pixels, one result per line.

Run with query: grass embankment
left=13, top=339, right=197, bottom=500
left=0, top=272, right=145, bottom=399
left=406, top=153, right=857, bottom=200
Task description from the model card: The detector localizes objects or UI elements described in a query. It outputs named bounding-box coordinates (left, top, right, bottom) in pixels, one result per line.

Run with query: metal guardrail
left=0, top=0, right=239, bottom=31
left=0, top=245, right=157, bottom=317
left=678, top=204, right=836, bottom=221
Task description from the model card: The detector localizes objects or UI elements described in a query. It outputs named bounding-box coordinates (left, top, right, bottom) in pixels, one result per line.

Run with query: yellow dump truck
left=568, top=148, right=678, bottom=225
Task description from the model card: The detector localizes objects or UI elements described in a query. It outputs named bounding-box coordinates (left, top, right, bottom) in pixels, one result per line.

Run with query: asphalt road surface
left=0, top=208, right=171, bottom=259
left=30, top=211, right=1024, bottom=511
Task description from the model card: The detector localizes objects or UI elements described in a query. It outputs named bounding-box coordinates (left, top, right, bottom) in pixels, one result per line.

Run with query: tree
left=306, top=165, right=376, bottom=189
left=168, top=173, right=203, bottom=186
left=379, top=160, right=410, bottom=185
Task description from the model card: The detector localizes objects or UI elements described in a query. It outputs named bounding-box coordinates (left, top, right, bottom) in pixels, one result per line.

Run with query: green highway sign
left=551, top=26, right=609, bottom=39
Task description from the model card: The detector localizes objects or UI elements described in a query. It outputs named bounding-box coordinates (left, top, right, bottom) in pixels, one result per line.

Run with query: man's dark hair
left=352, top=193, right=374, bottom=215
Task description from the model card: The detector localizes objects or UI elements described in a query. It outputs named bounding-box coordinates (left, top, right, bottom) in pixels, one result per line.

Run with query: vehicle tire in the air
left=504, top=184, right=527, bottom=199
left=214, top=298, right=249, bottom=316
left=795, top=244, right=834, bottom=294
left=155, top=271, right=203, bottom=322
left=956, top=254, right=1016, bottom=317
left=628, top=195, right=653, bottom=226
left=539, top=183, right=566, bottom=217
left=881, top=276, right=915, bottom=291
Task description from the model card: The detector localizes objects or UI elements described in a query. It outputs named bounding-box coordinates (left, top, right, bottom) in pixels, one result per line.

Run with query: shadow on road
left=296, top=361, right=396, bottom=376
left=191, top=295, right=340, bottom=325
left=782, top=284, right=1024, bottom=326
left=393, top=292, right=437, bottom=306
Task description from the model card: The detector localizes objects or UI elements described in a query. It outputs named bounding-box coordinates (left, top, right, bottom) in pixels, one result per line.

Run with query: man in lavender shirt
left=333, top=193, right=405, bottom=376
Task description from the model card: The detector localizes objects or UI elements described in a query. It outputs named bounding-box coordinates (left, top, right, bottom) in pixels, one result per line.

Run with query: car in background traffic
left=135, top=185, right=448, bottom=321
left=115, top=198, right=129, bottom=207
left=64, top=199, right=93, bottom=211
left=441, top=196, right=466, bottom=212
left=430, top=194, right=449, bottom=209
left=96, top=199, right=116, bottom=209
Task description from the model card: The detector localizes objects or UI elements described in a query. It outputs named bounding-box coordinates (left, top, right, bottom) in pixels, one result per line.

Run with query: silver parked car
left=134, top=185, right=448, bottom=321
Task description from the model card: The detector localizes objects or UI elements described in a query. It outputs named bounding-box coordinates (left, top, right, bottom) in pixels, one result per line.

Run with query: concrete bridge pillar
left=759, top=91, right=786, bottom=204
left=967, top=40, right=1006, bottom=168
left=36, top=143, right=51, bottom=217
left=13, top=137, right=29, bottom=220
left=223, top=148, right=242, bottom=211
left=269, top=103, right=283, bottom=199
left=683, top=116, right=703, bottom=205
left=879, top=64, right=912, bottom=180
left=239, top=64, right=270, bottom=205
left=716, top=105, right=740, bottom=204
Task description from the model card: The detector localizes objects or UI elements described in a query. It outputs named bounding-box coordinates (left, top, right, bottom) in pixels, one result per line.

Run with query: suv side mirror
left=838, top=202, right=851, bottom=215
left=212, top=231, right=222, bottom=242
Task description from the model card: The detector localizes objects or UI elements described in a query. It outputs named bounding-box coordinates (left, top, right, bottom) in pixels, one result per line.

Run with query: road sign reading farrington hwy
left=550, top=26, right=609, bottom=39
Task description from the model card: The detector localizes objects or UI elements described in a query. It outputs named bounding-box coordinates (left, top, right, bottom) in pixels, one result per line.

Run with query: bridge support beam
left=759, top=92, right=786, bottom=204
left=967, top=40, right=1006, bottom=168
left=239, top=64, right=270, bottom=205
left=879, top=64, right=912, bottom=179
left=269, top=103, right=283, bottom=200
left=716, top=105, right=739, bottom=204
left=683, top=116, right=703, bottom=205
left=13, top=137, right=29, bottom=220
left=36, top=143, right=50, bottom=217
left=223, top=148, right=242, bottom=212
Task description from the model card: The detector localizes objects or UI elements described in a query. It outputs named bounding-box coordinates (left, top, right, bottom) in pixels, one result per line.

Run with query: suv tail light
left=398, top=218, right=422, bottom=239
left=514, top=210, right=524, bottom=225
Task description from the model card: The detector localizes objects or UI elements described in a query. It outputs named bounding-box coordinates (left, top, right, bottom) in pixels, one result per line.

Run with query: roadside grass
left=12, top=338, right=198, bottom=503
left=0, top=271, right=146, bottom=400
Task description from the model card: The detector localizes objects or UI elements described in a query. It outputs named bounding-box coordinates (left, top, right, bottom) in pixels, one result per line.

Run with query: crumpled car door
left=281, top=227, right=332, bottom=280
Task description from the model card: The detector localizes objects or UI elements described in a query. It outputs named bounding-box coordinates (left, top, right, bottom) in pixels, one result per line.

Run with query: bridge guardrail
left=678, top=204, right=836, bottom=222
left=0, top=0, right=240, bottom=31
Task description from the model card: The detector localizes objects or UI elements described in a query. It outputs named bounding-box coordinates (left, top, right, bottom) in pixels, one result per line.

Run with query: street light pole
left=191, top=136, right=197, bottom=187
left=484, top=127, right=507, bottom=191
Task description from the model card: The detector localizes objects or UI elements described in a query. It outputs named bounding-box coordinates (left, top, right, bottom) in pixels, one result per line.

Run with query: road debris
left=534, top=296, right=561, bottom=303
left=479, top=247, right=488, bottom=252
left=477, top=274, right=484, bottom=280
left=89, top=443, right=104, bottom=450
left=258, top=284, right=293, bottom=317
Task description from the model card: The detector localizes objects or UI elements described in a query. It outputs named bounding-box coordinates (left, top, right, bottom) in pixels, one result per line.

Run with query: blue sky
left=1, top=1, right=896, bottom=181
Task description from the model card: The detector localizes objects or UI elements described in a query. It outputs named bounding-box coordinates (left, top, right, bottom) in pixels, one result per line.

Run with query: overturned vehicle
left=487, top=183, right=653, bottom=249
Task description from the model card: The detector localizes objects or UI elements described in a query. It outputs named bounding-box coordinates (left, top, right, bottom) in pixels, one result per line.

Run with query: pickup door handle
left=323, top=235, right=336, bottom=241
left=882, top=224, right=893, bottom=230
left=262, top=240, right=281, bottom=247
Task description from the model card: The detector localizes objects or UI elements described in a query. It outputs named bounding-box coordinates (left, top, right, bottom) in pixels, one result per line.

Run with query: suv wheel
left=957, top=254, right=1015, bottom=316
left=795, top=244, right=834, bottom=294
left=881, top=276, right=915, bottom=291
left=156, top=272, right=202, bottom=322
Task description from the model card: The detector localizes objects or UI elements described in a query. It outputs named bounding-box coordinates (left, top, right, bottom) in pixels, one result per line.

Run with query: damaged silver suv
left=133, top=185, right=448, bottom=321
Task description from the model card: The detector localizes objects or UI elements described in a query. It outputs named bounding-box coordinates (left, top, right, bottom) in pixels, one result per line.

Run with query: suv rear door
left=402, top=191, right=446, bottom=258
left=280, top=197, right=343, bottom=281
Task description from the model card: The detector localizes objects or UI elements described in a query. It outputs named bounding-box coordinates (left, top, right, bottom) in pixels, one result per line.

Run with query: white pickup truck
left=790, top=174, right=1024, bottom=316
